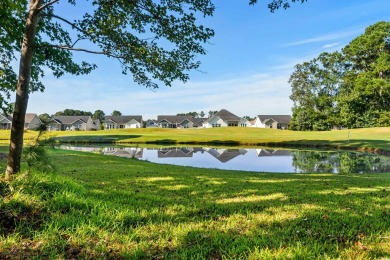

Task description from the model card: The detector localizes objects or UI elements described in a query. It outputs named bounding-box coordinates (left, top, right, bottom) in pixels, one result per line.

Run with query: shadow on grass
left=55, top=135, right=142, bottom=143
left=2, top=149, right=389, bottom=259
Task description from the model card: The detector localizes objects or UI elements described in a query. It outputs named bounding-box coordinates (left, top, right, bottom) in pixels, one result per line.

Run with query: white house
left=203, top=109, right=250, bottom=128
left=252, top=115, right=292, bottom=129
left=103, top=116, right=143, bottom=129
left=145, top=119, right=159, bottom=128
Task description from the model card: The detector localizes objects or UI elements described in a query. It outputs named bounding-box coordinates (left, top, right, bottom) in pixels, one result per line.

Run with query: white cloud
left=28, top=70, right=293, bottom=119
left=322, top=42, right=340, bottom=49
left=284, top=28, right=362, bottom=47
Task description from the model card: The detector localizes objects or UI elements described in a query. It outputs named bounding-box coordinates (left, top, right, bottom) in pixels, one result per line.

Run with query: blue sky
left=27, top=0, right=390, bottom=119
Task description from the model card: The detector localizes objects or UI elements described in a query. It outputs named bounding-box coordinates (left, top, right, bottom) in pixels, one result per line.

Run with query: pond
left=58, top=145, right=390, bottom=174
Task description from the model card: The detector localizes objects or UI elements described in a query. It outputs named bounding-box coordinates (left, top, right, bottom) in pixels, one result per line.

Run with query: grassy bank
left=2, top=127, right=390, bottom=153
left=1, top=149, right=389, bottom=258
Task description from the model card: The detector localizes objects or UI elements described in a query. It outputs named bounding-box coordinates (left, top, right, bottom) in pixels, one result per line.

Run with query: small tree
left=208, top=110, right=218, bottom=117
left=38, top=113, right=50, bottom=124
left=243, top=115, right=254, bottom=121
left=111, top=110, right=122, bottom=116
left=93, top=110, right=105, bottom=121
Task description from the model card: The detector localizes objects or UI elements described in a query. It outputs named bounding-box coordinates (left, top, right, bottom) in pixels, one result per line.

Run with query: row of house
left=0, top=114, right=42, bottom=130
left=153, top=110, right=291, bottom=129
left=0, top=109, right=292, bottom=131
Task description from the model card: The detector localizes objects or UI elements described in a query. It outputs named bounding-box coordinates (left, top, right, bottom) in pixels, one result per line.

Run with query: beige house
left=24, top=113, right=42, bottom=130
left=47, top=116, right=99, bottom=131
left=0, top=113, right=42, bottom=130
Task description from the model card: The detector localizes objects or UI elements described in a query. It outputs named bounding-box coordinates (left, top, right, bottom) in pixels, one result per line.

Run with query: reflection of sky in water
left=59, top=146, right=390, bottom=174
left=142, top=149, right=294, bottom=172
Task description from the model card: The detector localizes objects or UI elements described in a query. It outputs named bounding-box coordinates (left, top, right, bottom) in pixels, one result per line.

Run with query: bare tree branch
left=71, top=36, right=86, bottom=48
left=38, top=0, right=60, bottom=11
left=40, top=44, right=113, bottom=56
left=44, top=13, right=86, bottom=35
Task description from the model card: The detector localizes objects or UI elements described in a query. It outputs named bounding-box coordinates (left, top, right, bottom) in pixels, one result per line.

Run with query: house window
left=240, top=123, right=246, bottom=127
left=228, top=122, right=238, bottom=127
left=212, top=123, right=221, bottom=127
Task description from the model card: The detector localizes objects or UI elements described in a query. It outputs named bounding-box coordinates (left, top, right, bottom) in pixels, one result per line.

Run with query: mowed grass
left=1, top=127, right=390, bottom=152
left=1, top=149, right=389, bottom=259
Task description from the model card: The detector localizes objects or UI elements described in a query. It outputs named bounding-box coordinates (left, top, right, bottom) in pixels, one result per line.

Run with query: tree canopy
left=111, top=110, right=122, bottom=116
left=54, top=109, right=92, bottom=116
left=1, top=0, right=308, bottom=179
left=93, top=110, right=105, bottom=121
left=289, top=21, right=390, bottom=130
left=2, top=0, right=216, bottom=178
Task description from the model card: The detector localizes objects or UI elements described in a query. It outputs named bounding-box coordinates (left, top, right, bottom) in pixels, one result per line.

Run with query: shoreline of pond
left=53, top=139, right=390, bottom=156
left=57, top=144, right=390, bottom=174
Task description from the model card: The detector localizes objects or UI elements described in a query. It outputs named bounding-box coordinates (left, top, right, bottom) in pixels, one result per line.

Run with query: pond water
left=59, top=145, right=390, bottom=174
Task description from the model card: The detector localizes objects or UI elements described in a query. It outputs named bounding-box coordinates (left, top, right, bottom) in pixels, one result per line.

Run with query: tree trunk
left=5, top=0, right=42, bottom=181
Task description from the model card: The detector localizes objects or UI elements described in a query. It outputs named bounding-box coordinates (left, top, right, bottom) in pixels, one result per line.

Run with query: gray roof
left=192, top=118, right=207, bottom=126
left=207, top=148, right=247, bottom=163
left=257, top=115, right=292, bottom=124
left=257, top=149, right=291, bottom=157
left=158, top=148, right=194, bottom=158
left=25, top=113, right=39, bottom=124
left=208, top=109, right=241, bottom=122
left=0, top=114, right=12, bottom=123
left=51, top=116, right=91, bottom=124
left=105, top=116, right=142, bottom=124
left=3, top=113, right=39, bottom=124
left=157, top=115, right=194, bottom=124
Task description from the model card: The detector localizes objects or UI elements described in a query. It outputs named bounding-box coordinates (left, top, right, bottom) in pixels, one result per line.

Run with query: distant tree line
left=38, top=109, right=123, bottom=123
left=289, top=21, right=390, bottom=131
left=176, top=111, right=216, bottom=118
left=176, top=111, right=205, bottom=118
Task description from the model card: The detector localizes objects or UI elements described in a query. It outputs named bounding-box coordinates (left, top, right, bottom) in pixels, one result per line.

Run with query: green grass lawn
left=1, top=149, right=389, bottom=259
left=2, top=127, right=390, bottom=152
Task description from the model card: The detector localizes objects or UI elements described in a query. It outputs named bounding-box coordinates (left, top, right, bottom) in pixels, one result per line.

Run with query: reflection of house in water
left=59, top=145, right=101, bottom=153
left=158, top=147, right=195, bottom=158
left=256, top=149, right=291, bottom=157
left=101, top=147, right=143, bottom=159
left=205, top=148, right=247, bottom=163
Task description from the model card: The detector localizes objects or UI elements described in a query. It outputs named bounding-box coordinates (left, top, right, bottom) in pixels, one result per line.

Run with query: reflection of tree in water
left=291, top=150, right=390, bottom=173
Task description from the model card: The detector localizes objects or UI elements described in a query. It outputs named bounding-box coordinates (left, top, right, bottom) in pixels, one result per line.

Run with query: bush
left=23, top=131, right=56, bottom=173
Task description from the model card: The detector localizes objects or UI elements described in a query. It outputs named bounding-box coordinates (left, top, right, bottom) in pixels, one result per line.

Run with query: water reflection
left=205, top=148, right=247, bottom=163
left=59, top=145, right=390, bottom=173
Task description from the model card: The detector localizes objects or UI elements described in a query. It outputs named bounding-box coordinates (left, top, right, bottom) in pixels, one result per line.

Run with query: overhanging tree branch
left=37, top=44, right=121, bottom=58
left=38, top=0, right=60, bottom=11
left=43, top=13, right=87, bottom=35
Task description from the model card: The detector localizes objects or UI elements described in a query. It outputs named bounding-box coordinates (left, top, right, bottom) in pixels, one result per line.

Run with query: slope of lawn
left=1, top=149, right=389, bottom=259
left=2, top=127, right=390, bottom=152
